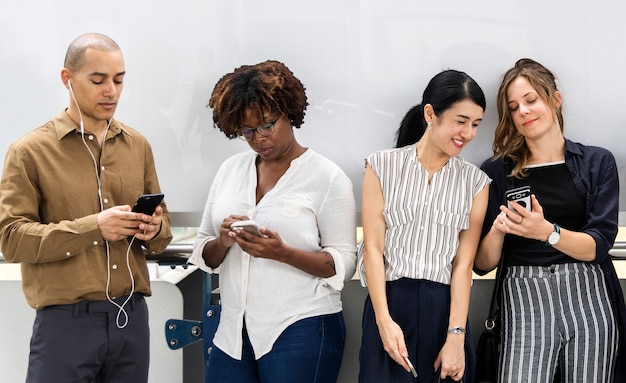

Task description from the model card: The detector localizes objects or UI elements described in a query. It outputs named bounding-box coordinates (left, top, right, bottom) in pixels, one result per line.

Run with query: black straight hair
left=395, top=69, right=486, bottom=148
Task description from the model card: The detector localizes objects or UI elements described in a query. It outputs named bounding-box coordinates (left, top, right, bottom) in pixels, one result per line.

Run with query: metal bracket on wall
left=164, top=319, right=204, bottom=350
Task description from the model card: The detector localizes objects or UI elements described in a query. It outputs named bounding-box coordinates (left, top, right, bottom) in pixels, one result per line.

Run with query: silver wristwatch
left=546, top=223, right=561, bottom=246
left=446, top=326, right=466, bottom=334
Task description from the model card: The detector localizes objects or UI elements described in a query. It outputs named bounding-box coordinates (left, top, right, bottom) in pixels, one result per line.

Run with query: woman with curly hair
left=189, top=60, right=357, bottom=383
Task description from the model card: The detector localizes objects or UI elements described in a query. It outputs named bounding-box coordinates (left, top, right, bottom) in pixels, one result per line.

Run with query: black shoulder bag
left=474, top=255, right=505, bottom=383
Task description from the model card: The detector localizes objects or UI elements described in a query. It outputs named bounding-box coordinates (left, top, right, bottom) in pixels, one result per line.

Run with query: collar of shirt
left=54, top=109, right=131, bottom=141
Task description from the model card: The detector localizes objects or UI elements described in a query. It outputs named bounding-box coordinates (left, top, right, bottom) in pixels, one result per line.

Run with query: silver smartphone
left=230, top=220, right=262, bottom=236
left=404, top=356, right=418, bottom=378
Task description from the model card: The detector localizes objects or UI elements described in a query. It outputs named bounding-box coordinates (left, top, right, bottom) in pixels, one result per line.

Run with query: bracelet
left=446, top=326, right=466, bottom=334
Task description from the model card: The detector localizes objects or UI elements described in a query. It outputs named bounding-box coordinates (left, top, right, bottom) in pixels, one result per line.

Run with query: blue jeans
left=206, top=312, right=346, bottom=383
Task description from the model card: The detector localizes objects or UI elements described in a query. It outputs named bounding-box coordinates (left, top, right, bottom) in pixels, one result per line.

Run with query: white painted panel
left=0, top=279, right=183, bottom=383
left=0, top=0, right=624, bottom=214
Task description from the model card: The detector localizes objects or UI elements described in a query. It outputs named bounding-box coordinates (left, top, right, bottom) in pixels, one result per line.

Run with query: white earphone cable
left=69, top=81, right=135, bottom=328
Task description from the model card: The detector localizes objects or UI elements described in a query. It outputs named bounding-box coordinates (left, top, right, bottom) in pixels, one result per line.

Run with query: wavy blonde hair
left=493, top=58, right=564, bottom=178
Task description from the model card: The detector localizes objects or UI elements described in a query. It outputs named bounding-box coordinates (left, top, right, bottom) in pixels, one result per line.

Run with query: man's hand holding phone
left=130, top=193, right=165, bottom=241
left=132, top=193, right=164, bottom=215
left=97, top=194, right=164, bottom=242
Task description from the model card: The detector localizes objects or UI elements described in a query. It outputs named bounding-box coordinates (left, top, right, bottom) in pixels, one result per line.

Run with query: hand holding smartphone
left=230, top=220, right=262, bottom=236
left=403, top=356, right=418, bottom=378
left=131, top=193, right=164, bottom=215
left=505, top=186, right=532, bottom=213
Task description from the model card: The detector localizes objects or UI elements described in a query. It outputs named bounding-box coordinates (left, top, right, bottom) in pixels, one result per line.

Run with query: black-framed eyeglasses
left=236, top=115, right=280, bottom=141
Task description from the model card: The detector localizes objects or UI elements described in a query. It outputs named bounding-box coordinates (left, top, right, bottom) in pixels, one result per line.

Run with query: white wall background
left=1, top=0, right=624, bottom=218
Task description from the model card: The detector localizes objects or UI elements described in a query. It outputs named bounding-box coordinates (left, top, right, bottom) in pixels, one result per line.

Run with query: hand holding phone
left=403, top=356, right=418, bottom=378
left=230, top=220, right=262, bottom=236
left=505, top=186, right=532, bottom=213
left=131, top=193, right=164, bottom=215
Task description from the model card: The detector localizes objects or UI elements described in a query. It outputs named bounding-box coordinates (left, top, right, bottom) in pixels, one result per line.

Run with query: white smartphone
left=230, top=220, right=262, bottom=236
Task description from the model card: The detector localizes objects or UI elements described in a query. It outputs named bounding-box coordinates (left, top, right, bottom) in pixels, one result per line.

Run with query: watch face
left=548, top=231, right=560, bottom=245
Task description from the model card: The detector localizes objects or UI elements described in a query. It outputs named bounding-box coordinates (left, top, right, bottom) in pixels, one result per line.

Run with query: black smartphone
left=505, top=186, right=532, bottom=212
left=131, top=193, right=164, bottom=215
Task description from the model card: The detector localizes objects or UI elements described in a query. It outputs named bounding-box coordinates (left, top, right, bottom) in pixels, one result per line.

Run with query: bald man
left=0, top=33, right=173, bottom=382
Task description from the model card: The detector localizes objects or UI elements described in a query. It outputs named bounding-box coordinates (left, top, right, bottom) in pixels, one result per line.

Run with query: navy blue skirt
left=358, top=278, right=475, bottom=383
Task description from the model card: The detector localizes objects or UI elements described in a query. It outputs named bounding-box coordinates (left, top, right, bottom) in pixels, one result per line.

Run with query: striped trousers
left=499, top=263, right=618, bottom=383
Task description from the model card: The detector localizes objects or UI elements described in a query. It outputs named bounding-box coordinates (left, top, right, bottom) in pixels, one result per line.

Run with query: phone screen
left=131, top=193, right=165, bottom=215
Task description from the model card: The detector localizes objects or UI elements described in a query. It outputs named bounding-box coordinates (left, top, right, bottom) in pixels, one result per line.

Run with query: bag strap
left=485, top=246, right=506, bottom=330
left=485, top=165, right=515, bottom=330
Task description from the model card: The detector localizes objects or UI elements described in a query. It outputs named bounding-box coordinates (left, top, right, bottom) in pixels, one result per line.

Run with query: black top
left=506, top=162, right=585, bottom=267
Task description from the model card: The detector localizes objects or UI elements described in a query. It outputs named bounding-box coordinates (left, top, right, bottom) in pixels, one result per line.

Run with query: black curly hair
left=208, top=60, right=309, bottom=139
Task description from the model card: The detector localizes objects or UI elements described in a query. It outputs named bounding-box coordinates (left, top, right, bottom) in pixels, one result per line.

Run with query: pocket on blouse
left=383, top=207, right=415, bottom=227
left=433, top=209, right=469, bottom=230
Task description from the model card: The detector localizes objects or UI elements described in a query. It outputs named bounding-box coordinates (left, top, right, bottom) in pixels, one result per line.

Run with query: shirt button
left=93, top=241, right=98, bottom=246
left=103, top=198, right=109, bottom=204
left=88, top=135, right=94, bottom=141
left=101, top=165, right=105, bottom=171
left=112, top=264, right=118, bottom=270
left=65, top=251, right=71, bottom=257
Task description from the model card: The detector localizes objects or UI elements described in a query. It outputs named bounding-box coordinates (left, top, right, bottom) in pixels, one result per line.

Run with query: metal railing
left=610, top=241, right=626, bottom=258
left=2, top=241, right=626, bottom=263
